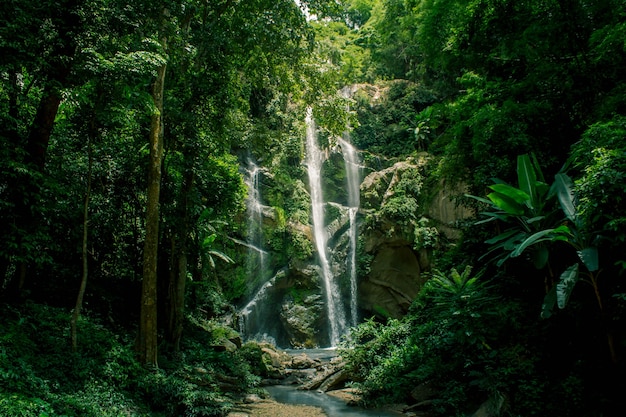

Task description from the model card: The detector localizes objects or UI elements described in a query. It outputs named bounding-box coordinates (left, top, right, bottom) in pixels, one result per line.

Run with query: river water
left=265, top=385, right=403, bottom=417
left=267, top=348, right=403, bottom=417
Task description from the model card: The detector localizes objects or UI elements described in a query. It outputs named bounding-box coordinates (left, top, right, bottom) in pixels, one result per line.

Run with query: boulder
left=359, top=245, right=422, bottom=318
left=279, top=295, right=324, bottom=348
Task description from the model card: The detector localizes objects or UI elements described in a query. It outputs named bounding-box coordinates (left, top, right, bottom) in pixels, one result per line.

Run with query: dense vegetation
left=1, top=0, right=625, bottom=416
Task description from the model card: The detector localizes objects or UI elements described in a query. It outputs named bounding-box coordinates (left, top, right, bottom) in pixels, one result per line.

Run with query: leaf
left=485, top=229, right=521, bottom=244
left=553, top=173, right=577, bottom=223
left=517, top=154, right=537, bottom=206
left=530, top=153, right=546, bottom=183
left=487, top=191, right=525, bottom=215
left=577, top=247, right=599, bottom=272
left=475, top=211, right=509, bottom=224
left=511, top=228, right=557, bottom=257
left=464, top=194, right=493, bottom=205
left=488, top=183, right=530, bottom=204
left=526, top=216, right=545, bottom=224
left=556, top=264, right=580, bottom=309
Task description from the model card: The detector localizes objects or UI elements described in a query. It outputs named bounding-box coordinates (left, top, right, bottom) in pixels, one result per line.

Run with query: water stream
left=305, top=108, right=348, bottom=347
left=245, top=159, right=266, bottom=280
left=239, top=159, right=278, bottom=345
left=339, top=136, right=361, bottom=327
left=265, top=385, right=403, bottom=417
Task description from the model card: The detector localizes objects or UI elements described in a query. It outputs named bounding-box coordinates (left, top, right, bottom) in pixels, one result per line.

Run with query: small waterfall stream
left=239, top=159, right=277, bottom=345
left=339, top=136, right=361, bottom=327
left=245, top=159, right=266, bottom=278
left=305, top=108, right=348, bottom=347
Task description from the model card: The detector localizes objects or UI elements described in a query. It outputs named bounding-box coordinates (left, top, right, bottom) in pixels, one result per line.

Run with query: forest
left=1, top=0, right=625, bottom=416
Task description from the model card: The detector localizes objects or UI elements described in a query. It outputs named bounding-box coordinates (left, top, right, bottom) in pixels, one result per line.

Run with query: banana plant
left=466, top=153, right=564, bottom=270
left=468, top=154, right=614, bottom=362
left=467, top=155, right=600, bottom=317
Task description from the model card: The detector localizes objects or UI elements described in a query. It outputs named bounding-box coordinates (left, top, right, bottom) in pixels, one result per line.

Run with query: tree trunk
left=165, top=170, right=194, bottom=353
left=138, top=47, right=167, bottom=367
left=71, top=134, right=93, bottom=351
left=26, top=89, right=63, bottom=171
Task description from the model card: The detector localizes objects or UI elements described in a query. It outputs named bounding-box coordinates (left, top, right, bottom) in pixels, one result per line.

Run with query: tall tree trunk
left=166, top=170, right=194, bottom=353
left=138, top=39, right=167, bottom=367
left=71, top=133, right=93, bottom=351
left=25, top=88, right=63, bottom=171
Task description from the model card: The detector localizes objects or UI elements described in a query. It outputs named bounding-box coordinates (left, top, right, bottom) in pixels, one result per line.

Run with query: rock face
left=358, top=157, right=430, bottom=319
left=428, top=179, right=474, bottom=239
left=359, top=246, right=422, bottom=318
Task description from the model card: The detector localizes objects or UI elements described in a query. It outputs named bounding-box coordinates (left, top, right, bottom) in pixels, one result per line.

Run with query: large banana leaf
left=553, top=173, right=577, bottom=223
left=556, top=263, right=580, bottom=309
left=488, top=183, right=530, bottom=204
left=510, top=228, right=557, bottom=257
left=487, top=190, right=526, bottom=215
left=517, top=154, right=537, bottom=208
left=578, top=247, right=599, bottom=272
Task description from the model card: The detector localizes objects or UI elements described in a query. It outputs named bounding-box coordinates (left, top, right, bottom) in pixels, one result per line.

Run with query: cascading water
left=239, top=159, right=276, bottom=344
left=305, top=108, right=348, bottom=347
left=244, top=159, right=266, bottom=277
left=339, top=136, right=361, bottom=327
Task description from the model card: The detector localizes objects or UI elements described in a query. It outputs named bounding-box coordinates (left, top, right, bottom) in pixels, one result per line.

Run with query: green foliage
left=466, top=154, right=559, bottom=269
left=351, top=80, right=439, bottom=157
left=0, top=302, right=259, bottom=417
left=342, top=266, right=550, bottom=415
left=571, top=116, right=626, bottom=244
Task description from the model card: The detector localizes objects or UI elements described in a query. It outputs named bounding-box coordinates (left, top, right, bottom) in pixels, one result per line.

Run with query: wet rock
left=290, top=352, right=321, bottom=369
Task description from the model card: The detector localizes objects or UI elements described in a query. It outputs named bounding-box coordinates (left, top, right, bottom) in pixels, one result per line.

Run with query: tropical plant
left=468, top=154, right=616, bottom=361
left=466, top=154, right=561, bottom=270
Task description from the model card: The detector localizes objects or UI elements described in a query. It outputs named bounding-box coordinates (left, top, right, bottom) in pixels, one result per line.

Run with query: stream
left=263, top=348, right=404, bottom=417
left=265, top=385, right=403, bottom=417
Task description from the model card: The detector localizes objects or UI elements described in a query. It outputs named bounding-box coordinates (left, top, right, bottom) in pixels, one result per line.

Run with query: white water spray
left=239, top=159, right=273, bottom=343
left=305, top=108, right=347, bottom=347
left=339, top=137, right=361, bottom=327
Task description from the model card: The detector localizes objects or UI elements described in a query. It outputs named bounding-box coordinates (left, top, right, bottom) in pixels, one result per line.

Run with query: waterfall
left=339, top=136, right=361, bottom=327
left=305, top=108, right=347, bottom=347
left=238, top=270, right=281, bottom=346
left=245, top=159, right=266, bottom=277
left=239, top=158, right=275, bottom=344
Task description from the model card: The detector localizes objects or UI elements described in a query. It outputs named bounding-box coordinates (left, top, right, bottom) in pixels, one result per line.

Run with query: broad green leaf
left=464, top=194, right=492, bottom=205
left=517, top=154, right=537, bottom=206
left=535, top=181, right=550, bottom=201
left=511, top=229, right=556, bottom=257
left=487, top=191, right=525, bottom=215
left=526, top=216, right=545, bottom=224
left=488, top=183, right=530, bottom=204
left=485, top=229, right=521, bottom=244
left=477, top=211, right=510, bottom=222
left=530, top=153, right=546, bottom=183
left=553, top=173, right=577, bottom=223
left=556, top=264, right=580, bottom=309
left=577, top=247, right=599, bottom=272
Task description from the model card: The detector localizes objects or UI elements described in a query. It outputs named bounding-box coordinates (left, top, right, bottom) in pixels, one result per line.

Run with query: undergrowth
left=0, top=301, right=259, bottom=417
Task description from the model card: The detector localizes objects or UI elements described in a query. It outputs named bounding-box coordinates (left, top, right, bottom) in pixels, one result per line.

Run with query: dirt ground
left=227, top=398, right=327, bottom=417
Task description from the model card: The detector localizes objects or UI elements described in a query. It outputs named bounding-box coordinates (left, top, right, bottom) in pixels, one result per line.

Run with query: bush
left=0, top=302, right=258, bottom=417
